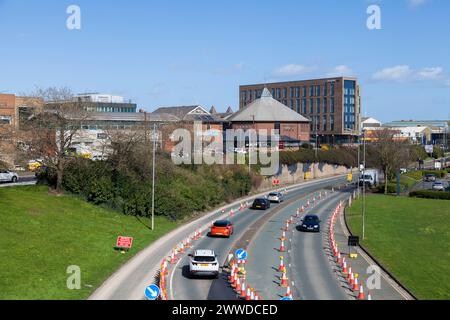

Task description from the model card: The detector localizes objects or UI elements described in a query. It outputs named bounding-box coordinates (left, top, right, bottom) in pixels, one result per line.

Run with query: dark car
left=299, top=214, right=321, bottom=232
left=423, top=174, right=436, bottom=182
left=251, top=198, right=270, bottom=210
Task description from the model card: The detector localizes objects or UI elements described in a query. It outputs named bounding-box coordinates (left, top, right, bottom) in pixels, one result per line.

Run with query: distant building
left=384, top=120, right=449, bottom=146
left=239, top=77, right=361, bottom=144
left=76, top=93, right=137, bottom=113
left=228, top=88, right=310, bottom=146
left=361, top=117, right=382, bottom=129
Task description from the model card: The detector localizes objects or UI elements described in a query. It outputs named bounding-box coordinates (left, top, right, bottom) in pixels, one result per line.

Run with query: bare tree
left=20, top=87, right=90, bottom=193
left=369, top=128, right=412, bottom=194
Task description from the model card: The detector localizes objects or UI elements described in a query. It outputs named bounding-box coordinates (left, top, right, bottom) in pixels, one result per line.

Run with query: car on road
left=432, top=181, right=445, bottom=191
left=267, top=192, right=284, bottom=203
left=251, top=198, right=271, bottom=210
left=188, top=249, right=220, bottom=279
left=299, top=214, right=321, bottom=232
left=423, top=174, right=436, bottom=182
left=0, top=170, right=19, bottom=183
left=210, top=220, right=234, bottom=238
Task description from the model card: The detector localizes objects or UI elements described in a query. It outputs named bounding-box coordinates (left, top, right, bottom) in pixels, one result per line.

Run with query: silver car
left=432, top=181, right=445, bottom=191
left=267, top=192, right=284, bottom=203
left=0, top=170, right=19, bottom=183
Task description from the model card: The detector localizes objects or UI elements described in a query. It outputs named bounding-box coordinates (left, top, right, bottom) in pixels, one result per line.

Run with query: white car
left=0, top=170, right=19, bottom=183
left=188, top=249, right=219, bottom=279
left=267, top=192, right=284, bottom=203
left=432, top=181, right=445, bottom=191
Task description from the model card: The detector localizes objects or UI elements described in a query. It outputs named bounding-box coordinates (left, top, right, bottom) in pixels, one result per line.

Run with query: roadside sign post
left=235, top=248, right=247, bottom=261
left=144, top=284, right=160, bottom=300
left=348, top=235, right=359, bottom=258
left=116, top=236, right=133, bottom=253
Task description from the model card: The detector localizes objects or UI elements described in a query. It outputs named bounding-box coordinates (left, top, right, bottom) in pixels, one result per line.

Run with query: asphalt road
left=169, top=176, right=349, bottom=300
left=243, top=189, right=351, bottom=300
left=0, top=175, right=37, bottom=188
left=90, top=174, right=349, bottom=300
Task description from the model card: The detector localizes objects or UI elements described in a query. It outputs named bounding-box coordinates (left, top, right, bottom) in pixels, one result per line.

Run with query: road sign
left=425, top=145, right=433, bottom=154
left=348, top=236, right=359, bottom=246
left=144, top=284, right=160, bottom=300
left=280, top=296, right=293, bottom=300
left=116, top=236, right=133, bottom=249
left=235, top=248, right=247, bottom=260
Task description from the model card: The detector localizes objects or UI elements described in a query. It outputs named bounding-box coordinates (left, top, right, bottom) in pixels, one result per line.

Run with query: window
left=330, top=82, right=335, bottom=96
left=295, top=87, right=300, bottom=98
left=331, top=98, right=335, bottom=113
left=290, top=87, right=294, bottom=98
left=283, top=88, right=287, bottom=98
left=324, top=97, right=328, bottom=113
left=309, top=86, right=313, bottom=97
left=271, top=89, right=275, bottom=97
left=330, top=115, right=335, bottom=131
left=323, top=115, right=327, bottom=131
left=324, top=83, right=328, bottom=96
left=302, top=99, right=307, bottom=114
left=302, top=86, right=306, bottom=97
left=276, top=88, right=281, bottom=99
left=295, top=99, right=300, bottom=113
left=316, top=85, right=321, bottom=97
left=316, top=98, right=321, bottom=114
left=309, top=98, right=314, bottom=113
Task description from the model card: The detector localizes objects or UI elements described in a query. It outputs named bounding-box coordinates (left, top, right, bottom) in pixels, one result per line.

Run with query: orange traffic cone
left=289, top=216, right=294, bottom=224
left=347, top=267, right=352, bottom=280
left=170, top=251, right=176, bottom=264
left=186, top=237, right=191, bottom=248
left=342, top=261, right=348, bottom=274
left=296, top=209, right=299, bottom=218
left=240, top=281, right=247, bottom=299
left=231, top=272, right=237, bottom=288
left=358, top=284, right=365, bottom=300
left=235, top=277, right=241, bottom=293
left=281, top=231, right=286, bottom=241
left=279, top=256, right=285, bottom=272
left=280, top=240, right=285, bottom=252
left=284, top=221, right=289, bottom=231
left=285, top=286, right=293, bottom=299
left=245, top=288, right=251, bottom=300
left=280, top=272, right=288, bottom=287
left=301, top=206, right=305, bottom=213
left=250, top=289, right=255, bottom=300
left=349, top=272, right=354, bottom=286
left=353, top=277, right=359, bottom=292
left=254, top=291, right=260, bottom=300
left=337, top=252, right=341, bottom=264
left=228, top=266, right=235, bottom=283
left=179, top=242, right=184, bottom=254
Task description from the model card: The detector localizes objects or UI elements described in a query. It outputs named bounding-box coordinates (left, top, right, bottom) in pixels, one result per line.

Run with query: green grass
left=347, top=195, right=450, bottom=300
left=0, top=186, right=178, bottom=300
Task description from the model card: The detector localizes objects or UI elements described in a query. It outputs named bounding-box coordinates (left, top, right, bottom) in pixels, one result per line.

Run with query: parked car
left=432, top=181, right=445, bottom=191
left=188, top=249, right=219, bottom=279
left=298, top=214, right=321, bottom=232
left=267, top=192, right=284, bottom=203
left=0, top=170, right=19, bottom=183
left=251, top=198, right=271, bottom=210
left=210, top=220, right=234, bottom=238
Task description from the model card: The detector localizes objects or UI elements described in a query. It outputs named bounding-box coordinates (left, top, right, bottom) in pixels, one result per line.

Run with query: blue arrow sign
left=235, top=248, right=247, bottom=260
left=280, top=296, right=293, bottom=301
left=144, top=284, right=160, bottom=300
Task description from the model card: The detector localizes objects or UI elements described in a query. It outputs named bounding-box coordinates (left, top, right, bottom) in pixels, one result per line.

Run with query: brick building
left=228, top=88, right=310, bottom=146
left=239, top=77, right=361, bottom=144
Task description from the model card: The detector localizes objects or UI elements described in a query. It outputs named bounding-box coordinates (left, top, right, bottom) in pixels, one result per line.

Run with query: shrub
left=409, top=190, right=450, bottom=200
left=376, top=182, right=405, bottom=194
left=421, top=170, right=448, bottom=178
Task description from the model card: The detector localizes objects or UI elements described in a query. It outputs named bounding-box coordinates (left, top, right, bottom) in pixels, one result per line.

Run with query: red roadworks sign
left=116, top=236, right=133, bottom=249
left=272, top=179, right=280, bottom=185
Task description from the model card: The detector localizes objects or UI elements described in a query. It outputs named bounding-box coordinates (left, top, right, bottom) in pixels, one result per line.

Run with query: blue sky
left=0, top=0, right=449, bottom=122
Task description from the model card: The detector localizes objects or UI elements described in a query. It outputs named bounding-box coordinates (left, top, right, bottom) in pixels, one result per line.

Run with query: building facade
left=239, top=77, right=361, bottom=144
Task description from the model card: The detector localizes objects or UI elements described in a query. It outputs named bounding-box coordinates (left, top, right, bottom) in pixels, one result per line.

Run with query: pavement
left=89, top=174, right=349, bottom=300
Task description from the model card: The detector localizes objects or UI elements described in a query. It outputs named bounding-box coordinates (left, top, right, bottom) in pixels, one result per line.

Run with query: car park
left=267, top=192, right=284, bottom=203
left=188, top=249, right=220, bottom=279
left=210, top=220, right=234, bottom=238
left=251, top=198, right=271, bottom=210
left=299, top=214, right=321, bottom=232
left=0, top=170, right=19, bottom=183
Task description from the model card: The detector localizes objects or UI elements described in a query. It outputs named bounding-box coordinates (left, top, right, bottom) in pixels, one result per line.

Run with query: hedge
left=409, top=190, right=450, bottom=200
left=421, top=170, right=448, bottom=178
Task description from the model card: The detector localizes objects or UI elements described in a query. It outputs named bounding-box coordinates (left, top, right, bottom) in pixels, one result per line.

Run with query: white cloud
left=272, top=64, right=315, bottom=77
left=416, top=67, right=443, bottom=80
left=373, top=65, right=413, bottom=81
left=327, top=65, right=354, bottom=77
left=373, top=65, right=445, bottom=83
left=407, top=0, right=429, bottom=7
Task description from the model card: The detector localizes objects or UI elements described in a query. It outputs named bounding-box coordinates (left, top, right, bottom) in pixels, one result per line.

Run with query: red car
left=210, top=220, right=234, bottom=238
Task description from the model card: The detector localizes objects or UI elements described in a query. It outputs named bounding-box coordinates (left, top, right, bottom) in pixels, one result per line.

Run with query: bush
left=377, top=182, right=405, bottom=194
left=409, top=190, right=450, bottom=200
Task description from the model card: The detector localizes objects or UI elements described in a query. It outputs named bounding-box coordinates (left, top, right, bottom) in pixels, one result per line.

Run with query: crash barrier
left=327, top=201, right=371, bottom=300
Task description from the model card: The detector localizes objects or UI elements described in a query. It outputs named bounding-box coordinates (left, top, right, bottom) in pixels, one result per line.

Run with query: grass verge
left=347, top=194, right=450, bottom=300
left=0, top=186, right=178, bottom=300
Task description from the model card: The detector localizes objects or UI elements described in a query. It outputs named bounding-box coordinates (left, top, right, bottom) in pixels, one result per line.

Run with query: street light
left=151, top=123, right=157, bottom=231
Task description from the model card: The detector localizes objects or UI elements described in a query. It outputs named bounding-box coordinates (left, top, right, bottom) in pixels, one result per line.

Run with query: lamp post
left=151, top=123, right=157, bottom=231
left=362, top=128, right=366, bottom=240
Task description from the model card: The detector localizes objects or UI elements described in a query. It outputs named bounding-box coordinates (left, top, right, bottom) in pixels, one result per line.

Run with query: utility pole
left=151, top=123, right=156, bottom=231
left=249, top=115, right=255, bottom=174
